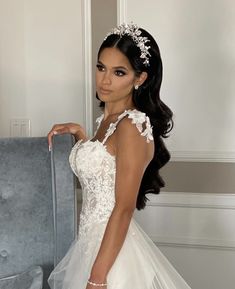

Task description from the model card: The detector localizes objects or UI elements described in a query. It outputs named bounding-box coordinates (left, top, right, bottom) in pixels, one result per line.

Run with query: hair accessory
left=87, top=280, right=107, bottom=287
left=104, top=23, right=151, bottom=66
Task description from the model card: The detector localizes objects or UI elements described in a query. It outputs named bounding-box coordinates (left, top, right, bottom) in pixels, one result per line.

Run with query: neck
left=103, top=101, right=136, bottom=120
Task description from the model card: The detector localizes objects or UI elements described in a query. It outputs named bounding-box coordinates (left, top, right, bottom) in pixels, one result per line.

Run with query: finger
left=52, top=127, right=69, bottom=135
left=47, top=131, right=55, bottom=151
left=48, top=126, right=70, bottom=151
left=47, top=125, right=61, bottom=150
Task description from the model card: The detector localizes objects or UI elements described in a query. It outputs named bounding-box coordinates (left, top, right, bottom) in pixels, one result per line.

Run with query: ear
left=135, top=72, right=148, bottom=87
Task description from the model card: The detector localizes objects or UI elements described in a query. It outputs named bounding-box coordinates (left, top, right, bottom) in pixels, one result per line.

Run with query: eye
left=96, top=64, right=105, bottom=71
left=115, top=70, right=126, bottom=76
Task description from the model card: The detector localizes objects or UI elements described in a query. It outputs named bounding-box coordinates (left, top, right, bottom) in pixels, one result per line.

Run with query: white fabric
left=48, top=109, right=191, bottom=289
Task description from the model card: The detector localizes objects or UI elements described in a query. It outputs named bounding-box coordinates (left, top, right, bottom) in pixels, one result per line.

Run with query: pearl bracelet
left=87, top=280, right=107, bottom=287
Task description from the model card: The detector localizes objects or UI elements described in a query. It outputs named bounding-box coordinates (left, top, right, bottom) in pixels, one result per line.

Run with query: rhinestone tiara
left=104, top=23, right=151, bottom=66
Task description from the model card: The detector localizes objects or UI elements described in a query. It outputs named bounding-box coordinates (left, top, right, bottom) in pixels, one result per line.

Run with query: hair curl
left=96, top=28, right=173, bottom=210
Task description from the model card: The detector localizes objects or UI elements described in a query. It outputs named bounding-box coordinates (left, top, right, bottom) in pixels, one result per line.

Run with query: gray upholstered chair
left=0, top=135, right=77, bottom=289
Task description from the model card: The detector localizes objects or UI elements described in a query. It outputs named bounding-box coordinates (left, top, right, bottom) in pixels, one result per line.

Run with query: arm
left=88, top=117, right=154, bottom=285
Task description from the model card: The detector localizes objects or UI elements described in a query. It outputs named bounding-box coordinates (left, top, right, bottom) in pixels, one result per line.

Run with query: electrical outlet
left=10, top=119, right=31, bottom=137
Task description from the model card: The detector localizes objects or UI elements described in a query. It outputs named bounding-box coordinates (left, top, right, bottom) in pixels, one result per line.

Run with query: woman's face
left=96, top=47, right=138, bottom=105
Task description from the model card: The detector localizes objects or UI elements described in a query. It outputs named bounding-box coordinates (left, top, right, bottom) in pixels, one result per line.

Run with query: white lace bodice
left=69, top=109, right=153, bottom=241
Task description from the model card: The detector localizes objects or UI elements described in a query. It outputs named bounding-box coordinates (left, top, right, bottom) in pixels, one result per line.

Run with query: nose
left=102, top=71, right=111, bottom=85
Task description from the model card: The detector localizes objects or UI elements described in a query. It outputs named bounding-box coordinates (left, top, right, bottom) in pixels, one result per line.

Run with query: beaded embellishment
left=104, top=23, right=151, bottom=66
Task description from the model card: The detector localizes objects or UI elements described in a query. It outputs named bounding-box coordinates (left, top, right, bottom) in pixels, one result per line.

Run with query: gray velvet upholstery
left=0, top=135, right=77, bottom=289
left=0, top=266, right=43, bottom=289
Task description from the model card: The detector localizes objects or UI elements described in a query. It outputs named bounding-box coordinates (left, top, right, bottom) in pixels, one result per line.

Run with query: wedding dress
left=48, top=109, right=191, bottom=289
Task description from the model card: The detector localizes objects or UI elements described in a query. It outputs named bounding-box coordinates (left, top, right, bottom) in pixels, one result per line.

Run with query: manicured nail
left=49, top=145, right=51, bottom=152
left=53, top=131, right=58, bottom=135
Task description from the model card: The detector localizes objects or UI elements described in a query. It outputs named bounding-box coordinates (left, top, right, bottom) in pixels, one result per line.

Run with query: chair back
left=0, top=135, right=77, bottom=289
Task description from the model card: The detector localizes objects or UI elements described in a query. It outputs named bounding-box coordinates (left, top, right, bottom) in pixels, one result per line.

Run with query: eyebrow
left=97, top=60, right=128, bottom=71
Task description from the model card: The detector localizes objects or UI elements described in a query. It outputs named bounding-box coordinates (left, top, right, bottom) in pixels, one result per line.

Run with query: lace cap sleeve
left=117, top=109, right=153, bottom=143
left=98, top=109, right=153, bottom=145
left=127, top=109, right=153, bottom=143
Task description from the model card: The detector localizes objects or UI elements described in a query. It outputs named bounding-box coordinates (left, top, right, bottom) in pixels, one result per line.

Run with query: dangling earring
left=134, top=85, right=139, bottom=90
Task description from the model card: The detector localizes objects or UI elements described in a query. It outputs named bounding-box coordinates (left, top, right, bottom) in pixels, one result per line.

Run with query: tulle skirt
left=48, top=218, right=191, bottom=289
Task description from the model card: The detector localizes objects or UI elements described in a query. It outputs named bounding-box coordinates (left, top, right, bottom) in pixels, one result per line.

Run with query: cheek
left=95, top=72, right=100, bottom=84
left=116, top=78, right=135, bottom=91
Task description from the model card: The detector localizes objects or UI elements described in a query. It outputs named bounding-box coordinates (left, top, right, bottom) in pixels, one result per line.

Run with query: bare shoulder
left=115, top=111, right=154, bottom=162
left=116, top=109, right=154, bottom=142
left=116, top=115, right=142, bottom=137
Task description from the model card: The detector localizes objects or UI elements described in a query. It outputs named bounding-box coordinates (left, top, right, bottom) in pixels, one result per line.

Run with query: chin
left=97, top=93, right=111, bottom=102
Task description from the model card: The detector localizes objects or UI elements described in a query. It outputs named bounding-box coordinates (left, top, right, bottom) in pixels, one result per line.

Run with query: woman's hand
left=47, top=122, right=86, bottom=151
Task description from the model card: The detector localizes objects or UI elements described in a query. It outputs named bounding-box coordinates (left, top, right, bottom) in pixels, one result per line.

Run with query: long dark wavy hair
left=97, top=27, right=174, bottom=210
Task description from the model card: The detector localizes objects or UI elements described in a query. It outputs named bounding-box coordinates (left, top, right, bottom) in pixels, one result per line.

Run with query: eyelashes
left=96, top=64, right=105, bottom=72
left=96, top=64, right=126, bottom=76
left=115, top=70, right=126, bottom=76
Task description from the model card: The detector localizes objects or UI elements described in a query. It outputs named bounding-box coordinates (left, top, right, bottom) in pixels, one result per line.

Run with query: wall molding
left=152, top=235, right=235, bottom=251
left=135, top=192, right=235, bottom=251
left=146, top=192, right=235, bottom=210
left=170, top=150, right=235, bottom=163
left=82, top=0, right=93, bottom=137
left=117, top=0, right=127, bottom=24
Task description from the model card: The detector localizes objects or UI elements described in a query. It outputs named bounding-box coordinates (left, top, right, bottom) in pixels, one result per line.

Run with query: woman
left=47, top=23, right=191, bottom=289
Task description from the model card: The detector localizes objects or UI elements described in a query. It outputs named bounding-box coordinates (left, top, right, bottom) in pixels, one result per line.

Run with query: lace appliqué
left=102, top=109, right=153, bottom=144
left=124, top=110, right=153, bottom=143
left=94, top=114, right=104, bottom=136
left=69, top=140, right=116, bottom=244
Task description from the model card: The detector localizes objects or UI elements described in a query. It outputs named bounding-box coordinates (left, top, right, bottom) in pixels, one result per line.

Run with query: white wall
left=123, top=0, right=235, bottom=155
left=0, top=0, right=84, bottom=137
